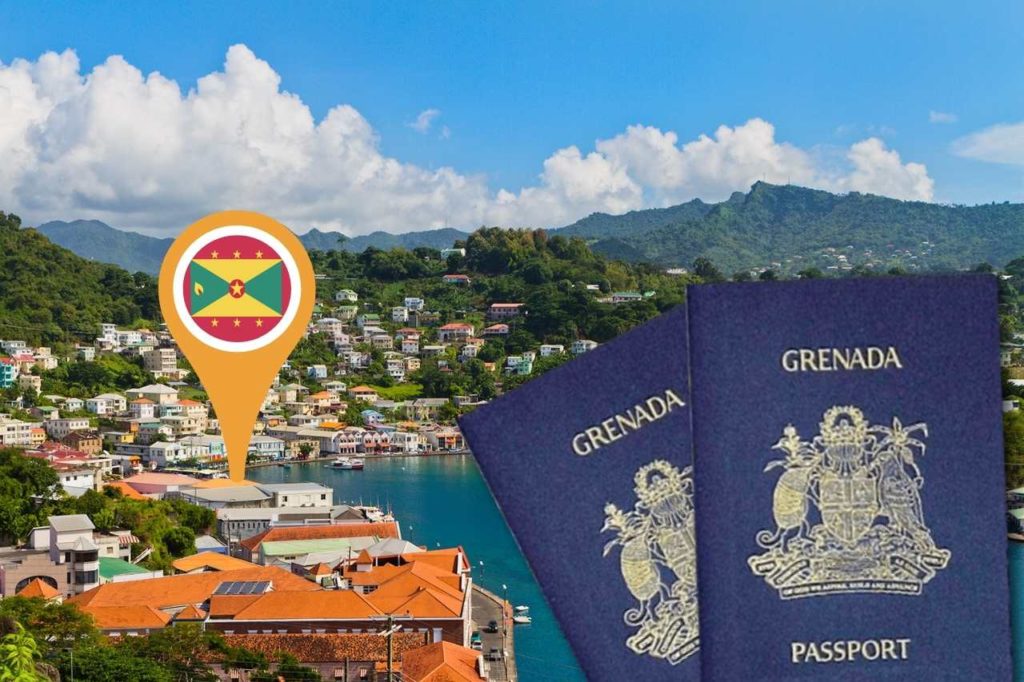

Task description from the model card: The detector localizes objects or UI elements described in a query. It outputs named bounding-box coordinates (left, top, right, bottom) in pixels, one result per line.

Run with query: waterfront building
left=240, top=521, right=401, bottom=564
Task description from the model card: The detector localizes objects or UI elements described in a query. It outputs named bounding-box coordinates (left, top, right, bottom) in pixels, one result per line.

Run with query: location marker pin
left=158, top=211, right=315, bottom=481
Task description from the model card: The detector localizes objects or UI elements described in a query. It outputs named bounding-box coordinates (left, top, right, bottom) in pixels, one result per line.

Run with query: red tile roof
left=241, top=521, right=400, bottom=552
left=402, top=641, right=484, bottom=681
left=16, top=578, right=59, bottom=600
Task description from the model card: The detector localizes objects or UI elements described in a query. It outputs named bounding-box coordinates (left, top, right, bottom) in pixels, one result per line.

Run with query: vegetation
left=0, top=213, right=158, bottom=347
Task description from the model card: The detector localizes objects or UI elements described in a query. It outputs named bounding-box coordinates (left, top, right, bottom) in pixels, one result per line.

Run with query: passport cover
left=688, top=275, right=1012, bottom=681
left=458, top=305, right=699, bottom=681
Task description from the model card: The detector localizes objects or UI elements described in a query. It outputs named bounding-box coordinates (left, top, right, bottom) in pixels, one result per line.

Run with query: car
left=485, top=620, right=499, bottom=633
left=486, top=648, right=503, bottom=661
left=471, top=640, right=483, bottom=651
left=470, top=631, right=481, bottom=643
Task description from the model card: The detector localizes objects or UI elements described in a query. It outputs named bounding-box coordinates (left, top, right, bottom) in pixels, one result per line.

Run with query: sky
left=1, top=1, right=1023, bottom=235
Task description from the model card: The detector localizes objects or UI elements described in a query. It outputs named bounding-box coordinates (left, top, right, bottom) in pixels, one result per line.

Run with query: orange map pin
left=158, top=211, right=315, bottom=480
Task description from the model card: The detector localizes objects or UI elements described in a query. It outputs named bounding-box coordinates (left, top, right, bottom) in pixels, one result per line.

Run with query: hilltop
left=0, top=213, right=159, bottom=346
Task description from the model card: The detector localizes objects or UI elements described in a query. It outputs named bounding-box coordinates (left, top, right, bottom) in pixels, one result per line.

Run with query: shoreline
left=242, top=449, right=471, bottom=470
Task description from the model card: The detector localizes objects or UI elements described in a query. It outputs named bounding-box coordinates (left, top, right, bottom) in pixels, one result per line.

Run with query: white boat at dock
left=328, top=457, right=365, bottom=470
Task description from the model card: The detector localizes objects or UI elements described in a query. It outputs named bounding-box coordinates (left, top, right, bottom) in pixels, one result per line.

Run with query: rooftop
left=47, top=514, right=94, bottom=533
left=403, top=641, right=484, bottom=681
left=241, top=521, right=401, bottom=552
left=172, top=551, right=256, bottom=573
left=98, top=556, right=152, bottom=580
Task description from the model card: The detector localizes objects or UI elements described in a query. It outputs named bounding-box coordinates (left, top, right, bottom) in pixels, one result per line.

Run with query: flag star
left=233, top=250, right=241, bottom=259
left=230, top=281, right=244, bottom=297
left=255, top=318, right=263, bottom=328
left=211, top=319, right=219, bottom=328
left=210, top=250, right=219, bottom=259
left=233, top=318, right=241, bottom=328
left=255, top=250, right=264, bottom=259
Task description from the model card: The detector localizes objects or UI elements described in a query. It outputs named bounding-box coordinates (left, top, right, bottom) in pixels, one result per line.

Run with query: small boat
left=514, top=605, right=530, bottom=613
left=328, top=457, right=365, bottom=470
left=513, top=614, right=532, bottom=625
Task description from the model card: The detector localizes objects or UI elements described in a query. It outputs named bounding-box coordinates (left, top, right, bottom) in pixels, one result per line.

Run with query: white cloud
left=929, top=110, right=958, bottom=124
left=408, top=108, right=440, bottom=134
left=0, top=45, right=936, bottom=235
left=953, top=122, right=1024, bottom=165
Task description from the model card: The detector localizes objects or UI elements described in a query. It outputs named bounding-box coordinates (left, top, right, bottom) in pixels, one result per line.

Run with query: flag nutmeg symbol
left=159, top=211, right=315, bottom=480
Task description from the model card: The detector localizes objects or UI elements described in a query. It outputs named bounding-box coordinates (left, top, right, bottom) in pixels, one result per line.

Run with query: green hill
left=573, top=183, right=1024, bottom=274
left=37, top=220, right=173, bottom=275
left=0, top=213, right=158, bottom=346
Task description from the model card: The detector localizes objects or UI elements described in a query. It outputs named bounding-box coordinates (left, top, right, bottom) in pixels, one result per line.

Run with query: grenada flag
left=183, top=234, right=292, bottom=343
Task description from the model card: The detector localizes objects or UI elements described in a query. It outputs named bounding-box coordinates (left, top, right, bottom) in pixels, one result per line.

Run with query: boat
left=513, top=614, right=532, bottom=625
left=514, top=605, right=530, bottom=613
left=328, top=457, right=365, bottom=470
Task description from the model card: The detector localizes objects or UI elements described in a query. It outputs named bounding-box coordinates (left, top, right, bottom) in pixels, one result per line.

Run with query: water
left=248, top=456, right=586, bottom=681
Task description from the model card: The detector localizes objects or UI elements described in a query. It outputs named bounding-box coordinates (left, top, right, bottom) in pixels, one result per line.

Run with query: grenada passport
left=688, top=274, right=1012, bottom=681
left=459, top=305, right=699, bottom=681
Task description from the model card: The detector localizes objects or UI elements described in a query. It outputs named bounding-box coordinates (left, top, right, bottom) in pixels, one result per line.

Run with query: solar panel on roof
left=212, top=580, right=271, bottom=596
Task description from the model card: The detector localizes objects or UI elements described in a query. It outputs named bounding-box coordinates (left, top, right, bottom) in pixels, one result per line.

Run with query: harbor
left=246, top=454, right=585, bottom=680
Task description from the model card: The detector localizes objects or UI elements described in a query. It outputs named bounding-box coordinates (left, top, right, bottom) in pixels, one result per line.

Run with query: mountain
left=37, top=220, right=172, bottom=275
left=557, top=198, right=713, bottom=239
left=338, top=227, right=471, bottom=253
left=1, top=214, right=159, bottom=345
left=561, top=183, right=1024, bottom=274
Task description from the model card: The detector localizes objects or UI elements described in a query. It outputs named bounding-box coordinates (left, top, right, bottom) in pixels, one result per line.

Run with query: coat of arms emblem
left=602, top=460, right=699, bottom=664
left=749, top=406, right=951, bottom=599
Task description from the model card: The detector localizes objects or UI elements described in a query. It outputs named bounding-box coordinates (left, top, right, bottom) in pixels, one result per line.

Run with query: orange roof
left=123, top=472, right=200, bottom=487
left=309, top=391, right=333, bottom=399
left=174, top=604, right=207, bottom=620
left=349, top=385, right=377, bottom=393
left=309, top=562, right=334, bottom=577
left=172, top=551, right=256, bottom=573
left=218, top=633, right=426, bottom=664
left=208, top=595, right=264, bottom=618
left=69, top=566, right=317, bottom=617
left=16, top=578, right=59, bottom=600
left=365, top=563, right=464, bottom=618
left=86, top=606, right=171, bottom=630
left=104, top=481, right=146, bottom=500
left=439, top=323, right=473, bottom=330
left=402, top=548, right=470, bottom=573
left=188, top=478, right=257, bottom=489
left=130, top=398, right=154, bottom=404
left=241, top=521, right=400, bottom=552
left=177, top=399, right=202, bottom=406
left=229, top=590, right=381, bottom=621
left=403, top=641, right=483, bottom=681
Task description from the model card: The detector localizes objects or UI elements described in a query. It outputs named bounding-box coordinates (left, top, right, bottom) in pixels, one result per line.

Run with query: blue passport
left=687, top=275, right=1013, bottom=680
left=458, top=306, right=699, bottom=681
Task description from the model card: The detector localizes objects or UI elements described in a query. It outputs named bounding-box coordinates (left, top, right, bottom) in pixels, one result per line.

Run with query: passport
left=458, top=305, right=699, bottom=681
left=687, top=275, right=1013, bottom=681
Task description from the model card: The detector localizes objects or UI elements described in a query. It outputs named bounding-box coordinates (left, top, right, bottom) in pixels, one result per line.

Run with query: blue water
left=248, top=456, right=586, bottom=680
left=1010, top=543, right=1024, bottom=679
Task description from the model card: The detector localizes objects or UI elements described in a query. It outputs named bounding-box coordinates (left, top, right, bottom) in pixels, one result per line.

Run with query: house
left=572, top=339, right=598, bottom=355
left=356, top=313, right=381, bottom=328
left=248, top=436, right=286, bottom=461
left=486, top=303, right=524, bottom=320
left=86, top=393, right=127, bottom=415
left=316, top=317, right=344, bottom=337
left=505, top=355, right=533, bottom=376
left=407, top=398, right=449, bottom=422
left=402, top=337, right=420, bottom=354
left=62, top=397, right=84, bottom=412
left=307, top=364, right=328, bottom=380
left=77, top=346, right=96, bottom=362
left=442, top=274, right=471, bottom=285
left=45, top=417, right=91, bottom=440
left=438, top=323, right=474, bottom=343
left=0, top=359, right=19, bottom=389
left=540, top=344, right=565, bottom=357
left=481, top=324, right=509, bottom=337
left=404, top=297, right=425, bottom=311
left=402, top=641, right=486, bottom=681
left=17, top=374, right=41, bottom=393
left=392, top=306, right=409, bottom=323
left=142, top=348, right=178, bottom=376
left=421, top=427, right=465, bottom=451
left=370, top=334, right=394, bottom=350
left=257, top=482, right=333, bottom=508
left=335, top=289, right=359, bottom=303
left=0, top=417, right=34, bottom=447
left=126, top=384, right=179, bottom=405
left=386, top=358, right=405, bottom=381
left=61, top=430, right=103, bottom=456
left=349, top=386, right=379, bottom=403
left=610, top=291, right=644, bottom=303
left=129, top=398, right=156, bottom=419
left=335, top=305, right=359, bottom=321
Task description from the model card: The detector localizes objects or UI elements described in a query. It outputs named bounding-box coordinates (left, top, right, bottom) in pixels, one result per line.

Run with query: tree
left=161, top=527, right=196, bottom=558
left=0, top=623, right=43, bottom=682
left=693, top=257, right=724, bottom=283
left=60, top=642, right=173, bottom=682
left=758, top=269, right=778, bottom=282
left=123, top=624, right=221, bottom=682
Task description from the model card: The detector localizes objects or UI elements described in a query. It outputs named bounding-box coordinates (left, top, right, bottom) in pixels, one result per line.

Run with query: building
left=572, top=339, right=598, bottom=355
left=307, top=364, right=329, bottom=380
left=240, top=521, right=401, bottom=564
left=61, top=430, right=103, bottom=455
left=142, top=348, right=178, bottom=376
left=442, top=274, right=470, bottom=285
left=0, top=358, right=18, bottom=389
left=402, top=641, right=486, bottom=681
left=17, top=374, right=41, bottom=393
left=481, top=324, right=508, bottom=337
left=611, top=291, right=644, bottom=303
left=216, top=504, right=374, bottom=542
left=486, top=303, right=524, bottom=320
left=86, top=393, right=126, bottom=415
left=438, top=323, right=474, bottom=343
left=171, top=552, right=257, bottom=575
left=392, top=306, right=409, bottom=323
left=349, top=386, right=379, bottom=403
left=0, top=417, right=34, bottom=447
left=335, top=289, right=359, bottom=303
left=440, top=247, right=466, bottom=259
left=126, top=384, right=179, bottom=405
left=539, top=344, right=565, bottom=357
left=45, top=417, right=91, bottom=440
left=257, top=482, right=333, bottom=508
left=122, top=472, right=200, bottom=496
left=404, top=297, right=425, bottom=311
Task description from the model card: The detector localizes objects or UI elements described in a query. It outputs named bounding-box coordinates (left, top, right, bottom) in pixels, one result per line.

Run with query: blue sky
left=1, top=2, right=1022, bottom=233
